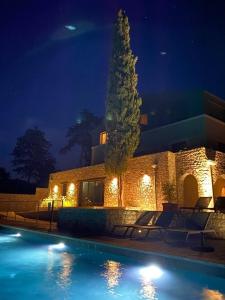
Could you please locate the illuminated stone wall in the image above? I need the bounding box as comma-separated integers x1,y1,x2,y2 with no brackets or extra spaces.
48,147,225,210
48,151,176,210
48,165,106,208
176,147,225,207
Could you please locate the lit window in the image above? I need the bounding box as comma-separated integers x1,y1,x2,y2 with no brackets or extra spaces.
100,131,107,144
140,114,148,125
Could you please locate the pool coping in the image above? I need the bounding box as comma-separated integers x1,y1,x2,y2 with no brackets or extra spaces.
1,224,225,275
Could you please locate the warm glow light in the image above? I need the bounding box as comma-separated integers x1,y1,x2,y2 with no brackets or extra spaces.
53,185,59,194
140,274,157,300
202,288,224,300
48,242,66,251
68,183,75,195
207,159,216,166
139,265,163,280
112,177,118,187
59,252,74,287
100,131,107,145
142,174,151,185
110,178,118,195
140,175,152,210
102,260,122,293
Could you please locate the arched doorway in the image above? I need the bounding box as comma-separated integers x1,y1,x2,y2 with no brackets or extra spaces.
183,175,198,207
214,176,225,198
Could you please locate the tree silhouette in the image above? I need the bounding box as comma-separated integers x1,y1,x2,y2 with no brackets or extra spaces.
61,110,102,166
12,127,55,185
0,167,10,182
105,10,142,206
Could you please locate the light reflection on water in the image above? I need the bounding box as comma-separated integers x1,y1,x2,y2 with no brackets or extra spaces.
58,252,74,288
139,274,157,300
201,288,225,300
101,260,122,294
46,249,74,289
1,229,222,300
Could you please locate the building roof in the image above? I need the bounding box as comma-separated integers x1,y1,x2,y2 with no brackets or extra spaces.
141,90,225,130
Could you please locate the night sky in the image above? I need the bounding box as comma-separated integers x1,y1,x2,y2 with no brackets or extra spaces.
0,0,225,173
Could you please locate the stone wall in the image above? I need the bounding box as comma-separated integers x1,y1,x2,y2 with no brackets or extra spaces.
58,207,156,235
176,148,225,207
0,188,48,212
48,151,175,210
48,147,225,210
58,208,225,239
207,212,225,239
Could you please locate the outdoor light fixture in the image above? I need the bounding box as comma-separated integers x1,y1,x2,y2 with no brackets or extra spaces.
207,159,216,167
142,174,151,185
151,164,157,169
53,185,59,194
68,183,75,195
139,265,163,280
48,242,66,251
10,233,21,237
111,178,118,193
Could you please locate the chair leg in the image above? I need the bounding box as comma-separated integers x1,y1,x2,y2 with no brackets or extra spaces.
185,233,189,243
200,232,205,247
129,227,135,238
111,226,115,235
123,227,130,238
144,228,150,238
111,225,118,235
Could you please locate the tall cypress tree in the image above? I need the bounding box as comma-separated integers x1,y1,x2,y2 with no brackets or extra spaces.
105,10,142,206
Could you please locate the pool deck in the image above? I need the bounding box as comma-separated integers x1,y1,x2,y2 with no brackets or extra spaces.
0,218,225,266
88,236,225,266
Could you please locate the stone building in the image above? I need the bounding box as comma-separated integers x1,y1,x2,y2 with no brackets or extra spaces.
46,92,225,210
47,147,225,210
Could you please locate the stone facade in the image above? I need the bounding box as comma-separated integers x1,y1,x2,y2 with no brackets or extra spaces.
176,147,225,207
58,208,225,239
48,147,225,210
0,188,48,212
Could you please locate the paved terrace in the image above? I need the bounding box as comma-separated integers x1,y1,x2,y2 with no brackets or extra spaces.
0,218,225,266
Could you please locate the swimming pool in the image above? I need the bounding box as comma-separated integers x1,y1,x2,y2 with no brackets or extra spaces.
0,226,224,300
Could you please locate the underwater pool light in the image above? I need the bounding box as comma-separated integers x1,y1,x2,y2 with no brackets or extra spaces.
10,233,21,237
139,265,163,280
48,242,66,251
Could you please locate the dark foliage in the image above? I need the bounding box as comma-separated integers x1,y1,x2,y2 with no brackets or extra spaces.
11,127,55,185
105,10,142,176
61,109,102,166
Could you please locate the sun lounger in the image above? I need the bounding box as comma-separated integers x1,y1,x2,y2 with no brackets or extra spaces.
166,212,215,251
180,197,212,212
111,211,156,237
128,211,176,239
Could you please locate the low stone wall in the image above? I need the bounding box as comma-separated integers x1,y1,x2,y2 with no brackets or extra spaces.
207,212,225,239
58,208,225,239
58,208,143,235
0,188,48,212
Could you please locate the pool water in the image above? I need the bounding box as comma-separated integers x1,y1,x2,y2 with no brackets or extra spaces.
0,228,224,300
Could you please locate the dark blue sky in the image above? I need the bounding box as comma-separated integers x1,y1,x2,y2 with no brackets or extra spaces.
0,0,225,172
